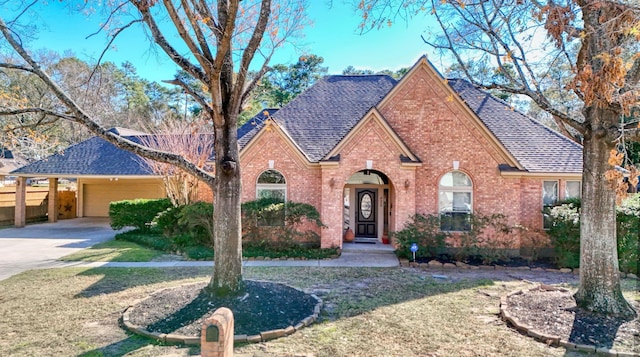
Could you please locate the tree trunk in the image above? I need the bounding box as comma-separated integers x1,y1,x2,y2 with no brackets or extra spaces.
574,108,636,318
208,118,243,295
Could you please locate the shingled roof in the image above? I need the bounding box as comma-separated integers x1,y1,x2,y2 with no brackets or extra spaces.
447,79,583,173
266,75,397,162
12,136,154,176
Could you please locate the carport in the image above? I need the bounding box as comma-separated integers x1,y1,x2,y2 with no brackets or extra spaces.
10,128,166,227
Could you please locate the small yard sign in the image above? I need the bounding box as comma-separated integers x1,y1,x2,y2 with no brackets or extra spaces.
410,243,418,261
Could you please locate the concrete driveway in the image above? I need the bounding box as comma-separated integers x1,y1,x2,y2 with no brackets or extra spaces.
0,218,118,281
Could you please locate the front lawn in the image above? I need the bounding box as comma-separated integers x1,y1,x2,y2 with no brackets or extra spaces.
1,266,635,356
59,240,166,262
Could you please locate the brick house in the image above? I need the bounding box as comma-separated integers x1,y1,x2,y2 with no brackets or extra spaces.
12,57,582,250
237,56,582,249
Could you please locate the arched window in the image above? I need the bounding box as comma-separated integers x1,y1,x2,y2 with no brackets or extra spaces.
256,170,286,201
439,171,472,231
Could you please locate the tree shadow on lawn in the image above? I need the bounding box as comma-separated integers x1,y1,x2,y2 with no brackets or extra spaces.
73,267,211,298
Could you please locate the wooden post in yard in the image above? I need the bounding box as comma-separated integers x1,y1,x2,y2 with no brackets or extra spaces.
201,307,234,357
48,178,58,223
14,176,26,227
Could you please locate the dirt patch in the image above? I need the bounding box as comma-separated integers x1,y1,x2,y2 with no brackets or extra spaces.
506,288,640,353
127,280,319,337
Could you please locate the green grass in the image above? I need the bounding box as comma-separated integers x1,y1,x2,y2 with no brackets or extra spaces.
59,240,165,262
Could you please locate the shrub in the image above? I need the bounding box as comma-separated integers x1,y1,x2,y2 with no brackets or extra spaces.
241,198,324,250
545,200,581,268
115,229,176,252
109,198,172,231
151,206,182,236
177,201,214,247
393,213,518,263
545,196,639,274
617,195,640,275
393,214,447,259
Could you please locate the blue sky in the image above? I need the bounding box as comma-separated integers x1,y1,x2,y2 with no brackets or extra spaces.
10,1,439,83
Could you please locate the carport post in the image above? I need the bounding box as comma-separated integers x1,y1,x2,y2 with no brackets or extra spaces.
15,176,26,227
48,178,58,223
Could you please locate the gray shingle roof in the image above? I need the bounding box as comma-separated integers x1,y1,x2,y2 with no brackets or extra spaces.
448,79,583,173
12,136,154,176
270,75,397,161
238,108,278,149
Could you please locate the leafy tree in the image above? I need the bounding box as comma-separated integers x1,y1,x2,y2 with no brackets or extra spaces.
0,0,308,295
254,54,328,107
358,0,640,317
342,65,408,79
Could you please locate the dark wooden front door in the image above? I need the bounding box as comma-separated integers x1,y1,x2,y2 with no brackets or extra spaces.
355,189,377,237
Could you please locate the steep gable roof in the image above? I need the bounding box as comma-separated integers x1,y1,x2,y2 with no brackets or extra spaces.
448,79,583,173
268,75,397,162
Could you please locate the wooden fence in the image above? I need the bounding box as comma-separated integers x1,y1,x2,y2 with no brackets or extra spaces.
0,186,77,226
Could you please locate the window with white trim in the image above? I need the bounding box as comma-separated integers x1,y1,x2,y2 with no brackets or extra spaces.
256,170,286,201
439,171,472,231
543,180,559,229
565,180,581,199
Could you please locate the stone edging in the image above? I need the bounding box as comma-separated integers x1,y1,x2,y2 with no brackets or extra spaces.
121,280,323,346
499,285,640,357
398,258,640,280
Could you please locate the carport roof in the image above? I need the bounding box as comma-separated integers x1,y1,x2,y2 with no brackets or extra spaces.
12,135,155,177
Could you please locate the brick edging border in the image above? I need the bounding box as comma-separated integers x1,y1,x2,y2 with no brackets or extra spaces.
499,285,640,357
121,280,323,346
398,258,640,280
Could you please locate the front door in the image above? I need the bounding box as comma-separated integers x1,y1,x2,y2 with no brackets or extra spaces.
355,189,377,237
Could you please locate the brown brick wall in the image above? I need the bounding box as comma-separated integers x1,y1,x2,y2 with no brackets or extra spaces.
238,65,574,250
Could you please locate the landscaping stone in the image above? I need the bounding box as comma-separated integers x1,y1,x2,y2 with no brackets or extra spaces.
595,347,618,355
428,260,442,267
165,334,187,344
234,335,248,343
559,268,572,273
246,335,262,343
260,329,286,341
574,343,595,353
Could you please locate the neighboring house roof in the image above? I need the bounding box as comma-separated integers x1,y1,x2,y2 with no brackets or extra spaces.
12,136,154,177
447,79,583,173
0,148,28,176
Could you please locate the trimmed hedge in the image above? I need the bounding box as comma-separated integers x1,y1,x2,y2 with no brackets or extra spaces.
109,198,172,231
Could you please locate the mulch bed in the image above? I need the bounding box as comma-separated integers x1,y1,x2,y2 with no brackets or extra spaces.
127,280,318,337
506,288,640,353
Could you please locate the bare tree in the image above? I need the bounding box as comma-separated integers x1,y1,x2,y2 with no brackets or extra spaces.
357,0,639,317
139,119,214,207
0,0,309,295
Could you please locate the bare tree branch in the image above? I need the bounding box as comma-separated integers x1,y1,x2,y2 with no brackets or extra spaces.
0,16,215,186
0,108,76,121
163,78,214,116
